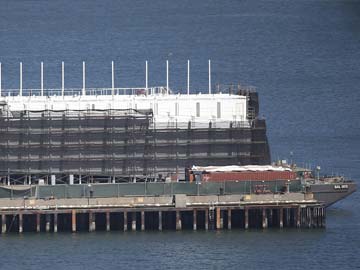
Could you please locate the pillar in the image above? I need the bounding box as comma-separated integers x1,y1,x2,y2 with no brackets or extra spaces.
106,212,110,231
19,213,23,233
158,211,162,231
132,212,136,231
1,214,6,233
46,214,50,232
279,208,283,228
54,213,58,233
227,208,232,230
123,212,128,232
307,207,312,228
216,207,221,230
220,208,224,229
205,209,209,230
176,211,181,230
244,208,249,230
193,209,197,231
72,210,76,232
36,213,41,232
141,211,145,231
262,208,268,229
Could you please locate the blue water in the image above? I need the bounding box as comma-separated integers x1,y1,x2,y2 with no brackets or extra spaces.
0,0,359,269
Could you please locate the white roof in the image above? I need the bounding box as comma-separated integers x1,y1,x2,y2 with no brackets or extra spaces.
191,165,292,172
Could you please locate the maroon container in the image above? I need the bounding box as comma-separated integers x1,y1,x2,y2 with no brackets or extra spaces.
201,171,296,182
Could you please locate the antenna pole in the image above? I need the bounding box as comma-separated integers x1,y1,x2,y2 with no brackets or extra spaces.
145,60,148,95
82,61,86,96
111,61,115,96
166,60,169,94
62,61,65,97
187,60,190,95
20,62,23,96
41,62,44,96
208,59,211,94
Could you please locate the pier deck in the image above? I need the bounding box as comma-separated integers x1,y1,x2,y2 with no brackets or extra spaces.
0,193,325,233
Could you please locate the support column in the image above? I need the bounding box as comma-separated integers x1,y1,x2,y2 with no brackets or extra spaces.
36,213,41,232
227,208,232,230
91,213,96,232
1,214,6,233
279,208,283,228
106,212,110,232
72,210,76,232
176,211,181,230
123,212,128,232
262,208,268,229
141,211,145,231
158,211,162,231
244,208,249,230
216,207,221,230
132,212,136,231
193,209,197,231
19,213,23,233
54,213,58,233
296,207,301,228
46,214,50,232
205,209,209,230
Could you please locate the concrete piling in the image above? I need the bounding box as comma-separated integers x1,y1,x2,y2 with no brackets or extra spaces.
19,213,23,233
54,213,58,233
279,208,283,228
227,208,232,230
123,212,128,231
244,208,249,230
46,214,50,232
2,214,6,233
106,212,110,231
205,209,209,230
72,210,76,232
36,213,40,232
141,211,145,231
262,208,268,229
131,212,136,231
176,211,182,230
158,211,162,231
193,209,197,231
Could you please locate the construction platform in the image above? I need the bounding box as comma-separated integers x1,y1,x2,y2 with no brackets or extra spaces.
0,192,325,233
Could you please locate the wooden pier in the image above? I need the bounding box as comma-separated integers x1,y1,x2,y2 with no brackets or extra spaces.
0,193,325,233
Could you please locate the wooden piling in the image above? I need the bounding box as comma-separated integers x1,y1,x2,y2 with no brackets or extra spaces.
106,212,110,231
244,208,249,229
1,214,6,233
279,208,283,228
176,211,181,230
227,208,232,230
193,209,197,231
71,210,76,232
158,211,162,231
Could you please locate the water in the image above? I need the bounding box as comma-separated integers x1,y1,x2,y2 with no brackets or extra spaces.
0,0,359,269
